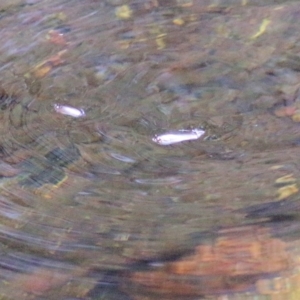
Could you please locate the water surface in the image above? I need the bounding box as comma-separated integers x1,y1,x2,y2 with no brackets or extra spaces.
0,0,300,299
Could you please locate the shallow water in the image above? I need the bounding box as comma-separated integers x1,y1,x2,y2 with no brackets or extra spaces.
1,0,300,299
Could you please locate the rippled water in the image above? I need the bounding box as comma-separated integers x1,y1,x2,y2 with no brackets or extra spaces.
1,0,300,299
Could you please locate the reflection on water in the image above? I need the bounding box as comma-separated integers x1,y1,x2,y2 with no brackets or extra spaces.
1,0,300,299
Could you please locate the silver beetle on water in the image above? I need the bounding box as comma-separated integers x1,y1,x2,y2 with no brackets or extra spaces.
152,129,205,145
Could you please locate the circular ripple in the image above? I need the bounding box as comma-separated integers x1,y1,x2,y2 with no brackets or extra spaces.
0,1,299,299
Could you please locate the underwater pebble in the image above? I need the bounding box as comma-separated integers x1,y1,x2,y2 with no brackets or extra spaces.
292,110,300,122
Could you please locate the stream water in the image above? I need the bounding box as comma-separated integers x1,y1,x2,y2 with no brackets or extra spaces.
0,0,300,299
